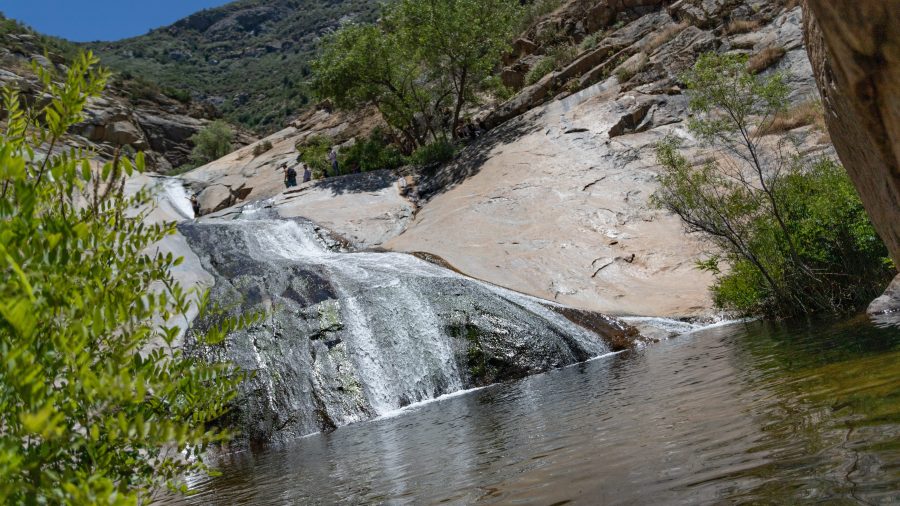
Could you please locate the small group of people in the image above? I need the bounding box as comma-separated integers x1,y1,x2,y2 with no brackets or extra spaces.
282,162,312,188
280,147,341,189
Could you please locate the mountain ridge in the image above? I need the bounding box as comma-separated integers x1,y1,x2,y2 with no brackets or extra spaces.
87,0,381,133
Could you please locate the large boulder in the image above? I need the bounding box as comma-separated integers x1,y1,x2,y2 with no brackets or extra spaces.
106,120,145,148
802,1,900,312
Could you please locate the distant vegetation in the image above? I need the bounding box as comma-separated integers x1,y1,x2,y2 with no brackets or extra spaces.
652,53,894,317
0,12,78,61
88,0,384,134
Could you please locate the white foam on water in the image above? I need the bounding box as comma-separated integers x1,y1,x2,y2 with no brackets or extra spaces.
250,219,329,259
373,385,492,421
373,349,624,422
153,176,195,221
622,316,752,336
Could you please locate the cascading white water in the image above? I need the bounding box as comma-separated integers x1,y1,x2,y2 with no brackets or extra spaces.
230,216,474,415
181,206,616,442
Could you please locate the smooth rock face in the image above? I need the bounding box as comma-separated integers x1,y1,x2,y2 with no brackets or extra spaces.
801,1,900,267
181,213,628,444
801,1,900,313
388,84,718,318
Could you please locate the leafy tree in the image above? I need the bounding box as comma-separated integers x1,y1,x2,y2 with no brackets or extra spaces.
190,120,233,166
0,52,252,504
312,25,437,151
313,0,522,149
389,0,521,137
652,53,893,316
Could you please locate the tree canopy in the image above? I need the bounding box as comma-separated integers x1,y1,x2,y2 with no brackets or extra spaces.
312,0,522,151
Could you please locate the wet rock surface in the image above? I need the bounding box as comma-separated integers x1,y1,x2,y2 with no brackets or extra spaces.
180,214,636,445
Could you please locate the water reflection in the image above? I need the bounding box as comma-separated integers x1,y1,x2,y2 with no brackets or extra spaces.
167,318,899,505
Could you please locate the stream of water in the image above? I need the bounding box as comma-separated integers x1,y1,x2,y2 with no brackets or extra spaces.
170,316,899,504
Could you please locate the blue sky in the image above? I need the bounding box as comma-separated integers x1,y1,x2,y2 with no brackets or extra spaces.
2,0,232,42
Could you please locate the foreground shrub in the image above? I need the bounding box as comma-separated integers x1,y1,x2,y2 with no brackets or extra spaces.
652,53,893,317
705,158,892,314
0,52,252,503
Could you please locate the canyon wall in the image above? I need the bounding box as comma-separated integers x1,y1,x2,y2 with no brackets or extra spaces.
801,0,900,312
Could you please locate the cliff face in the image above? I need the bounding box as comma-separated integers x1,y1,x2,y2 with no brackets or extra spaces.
801,1,900,313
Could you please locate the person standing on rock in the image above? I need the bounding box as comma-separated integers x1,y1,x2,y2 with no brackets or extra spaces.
328,148,339,176
302,163,312,183
286,164,298,188
190,193,201,217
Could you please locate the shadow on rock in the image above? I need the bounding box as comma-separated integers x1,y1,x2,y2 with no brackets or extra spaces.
294,169,397,197
416,118,543,201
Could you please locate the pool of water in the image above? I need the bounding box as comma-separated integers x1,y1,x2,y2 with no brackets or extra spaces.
172,317,900,504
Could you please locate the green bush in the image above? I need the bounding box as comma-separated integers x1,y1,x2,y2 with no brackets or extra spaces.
162,86,191,103
296,135,333,178
483,75,517,99
410,139,456,166
190,120,233,166
579,31,604,51
339,129,405,173
0,52,252,504
652,53,893,317
526,57,557,86
703,158,891,315
253,139,274,157
525,44,577,86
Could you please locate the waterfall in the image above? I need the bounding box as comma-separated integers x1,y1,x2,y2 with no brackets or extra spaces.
180,209,626,444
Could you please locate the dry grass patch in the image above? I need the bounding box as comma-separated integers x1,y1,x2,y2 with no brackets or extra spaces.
727,19,761,34
644,22,689,54
756,100,826,136
747,45,786,74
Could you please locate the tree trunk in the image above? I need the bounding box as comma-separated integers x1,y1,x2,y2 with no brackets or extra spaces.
451,66,468,139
